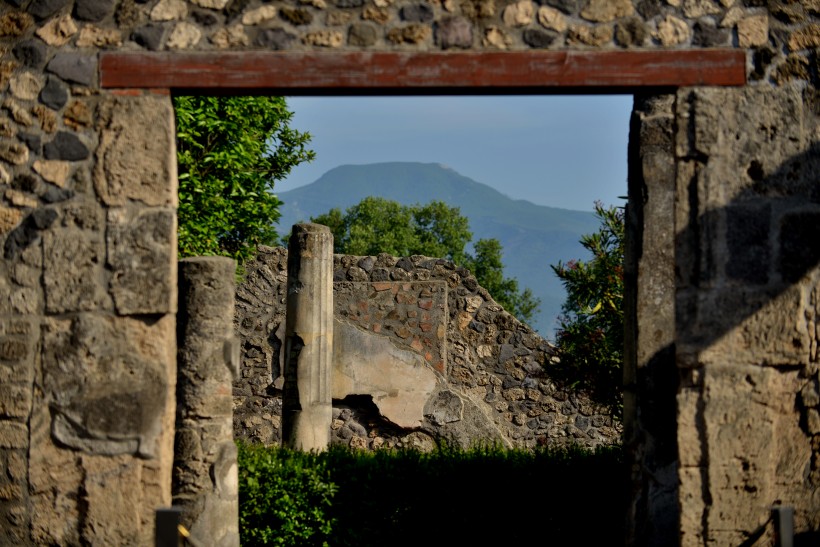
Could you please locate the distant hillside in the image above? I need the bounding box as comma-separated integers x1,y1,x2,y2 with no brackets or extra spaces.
276,162,600,339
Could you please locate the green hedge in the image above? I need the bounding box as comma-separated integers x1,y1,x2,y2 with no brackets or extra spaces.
238,441,626,546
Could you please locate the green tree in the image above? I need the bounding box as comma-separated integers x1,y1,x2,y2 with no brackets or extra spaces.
550,202,624,417
174,96,315,264
311,196,540,323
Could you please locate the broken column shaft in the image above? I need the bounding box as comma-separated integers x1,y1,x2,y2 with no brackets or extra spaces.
282,223,334,451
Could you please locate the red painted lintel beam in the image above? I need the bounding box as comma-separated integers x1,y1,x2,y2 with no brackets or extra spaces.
99,50,746,93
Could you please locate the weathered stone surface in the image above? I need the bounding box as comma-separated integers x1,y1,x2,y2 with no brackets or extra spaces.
150,0,188,21
44,131,89,161
387,24,431,44
280,6,313,25
3,97,33,127
538,5,567,31
28,0,71,20
682,0,721,18
12,39,46,69
43,228,109,312
74,0,115,22
33,159,71,187
425,390,464,425
107,207,176,314
131,24,166,50
10,71,43,100
349,23,378,46
543,0,579,14
0,207,24,236
176,256,239,547
567,23,613,46
167,21,202,48
401,3,435,22
0,384,33,418
255,28,297,49
42,313,173,457
190,0,230,8
737,14,768,47
36,14,78,46
46,53,96,86
692,19,730,46
580,0,634,22
210,24,249,48
502,0,535,26
0,422,28,449
242,5,277,25
334,321,438,428
615,17,648,46
788,23,820,51
5,189,38,209
76,25,123,47
0,11,33,36
655,14,690,45
63,100,92,130
483,26,512,48
303,30,344,46
39,76,69,110
523,28,557,47
283,224,334,451
0,141,29,165
436,16,472,48
33,104,57,133
94,95,177,207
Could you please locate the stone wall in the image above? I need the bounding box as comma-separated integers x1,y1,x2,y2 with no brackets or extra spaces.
234,245,621,452
1,0,819,544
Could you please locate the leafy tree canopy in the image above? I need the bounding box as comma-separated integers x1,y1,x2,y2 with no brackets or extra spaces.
551,202,624,417
311,196,540,323
174,96,315,264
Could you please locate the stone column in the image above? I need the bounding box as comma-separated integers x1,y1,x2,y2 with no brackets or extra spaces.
282,223,334,451
624,93,679,547
175,256,240,547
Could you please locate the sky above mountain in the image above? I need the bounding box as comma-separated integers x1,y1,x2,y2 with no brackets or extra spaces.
279,95,633,212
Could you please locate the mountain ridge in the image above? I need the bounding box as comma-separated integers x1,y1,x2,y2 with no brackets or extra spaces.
276,161,600,338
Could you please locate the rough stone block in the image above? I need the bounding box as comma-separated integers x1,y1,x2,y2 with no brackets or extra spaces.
107,207,176,314
0,422,27,448
41,313,174,458
80,454,142,546
45,52,96,86
677,86,804,204
43,228,109,313
684,285,811,367
94,95,177,207
0,384,32,419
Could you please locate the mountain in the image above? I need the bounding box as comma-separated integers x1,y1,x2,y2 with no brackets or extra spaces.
275,162,600,339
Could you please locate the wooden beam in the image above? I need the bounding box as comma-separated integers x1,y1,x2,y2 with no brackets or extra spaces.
99,50,746,93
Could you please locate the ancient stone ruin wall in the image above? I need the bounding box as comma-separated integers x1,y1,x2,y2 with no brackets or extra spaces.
234,245,621,452
1,0,819,545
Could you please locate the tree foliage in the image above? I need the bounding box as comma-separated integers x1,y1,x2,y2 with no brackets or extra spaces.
551,202,624,417
174,96,315,264
311,197,540,323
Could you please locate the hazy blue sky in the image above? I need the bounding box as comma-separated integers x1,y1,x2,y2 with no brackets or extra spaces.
279,95,633,212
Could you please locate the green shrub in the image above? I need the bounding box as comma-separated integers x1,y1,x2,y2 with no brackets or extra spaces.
237,441,626,546
237,442,337,546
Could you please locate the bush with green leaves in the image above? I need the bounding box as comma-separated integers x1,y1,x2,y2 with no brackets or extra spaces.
237,441,625,546
237,442,337,546
551,201,625,417
174,96,315,264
